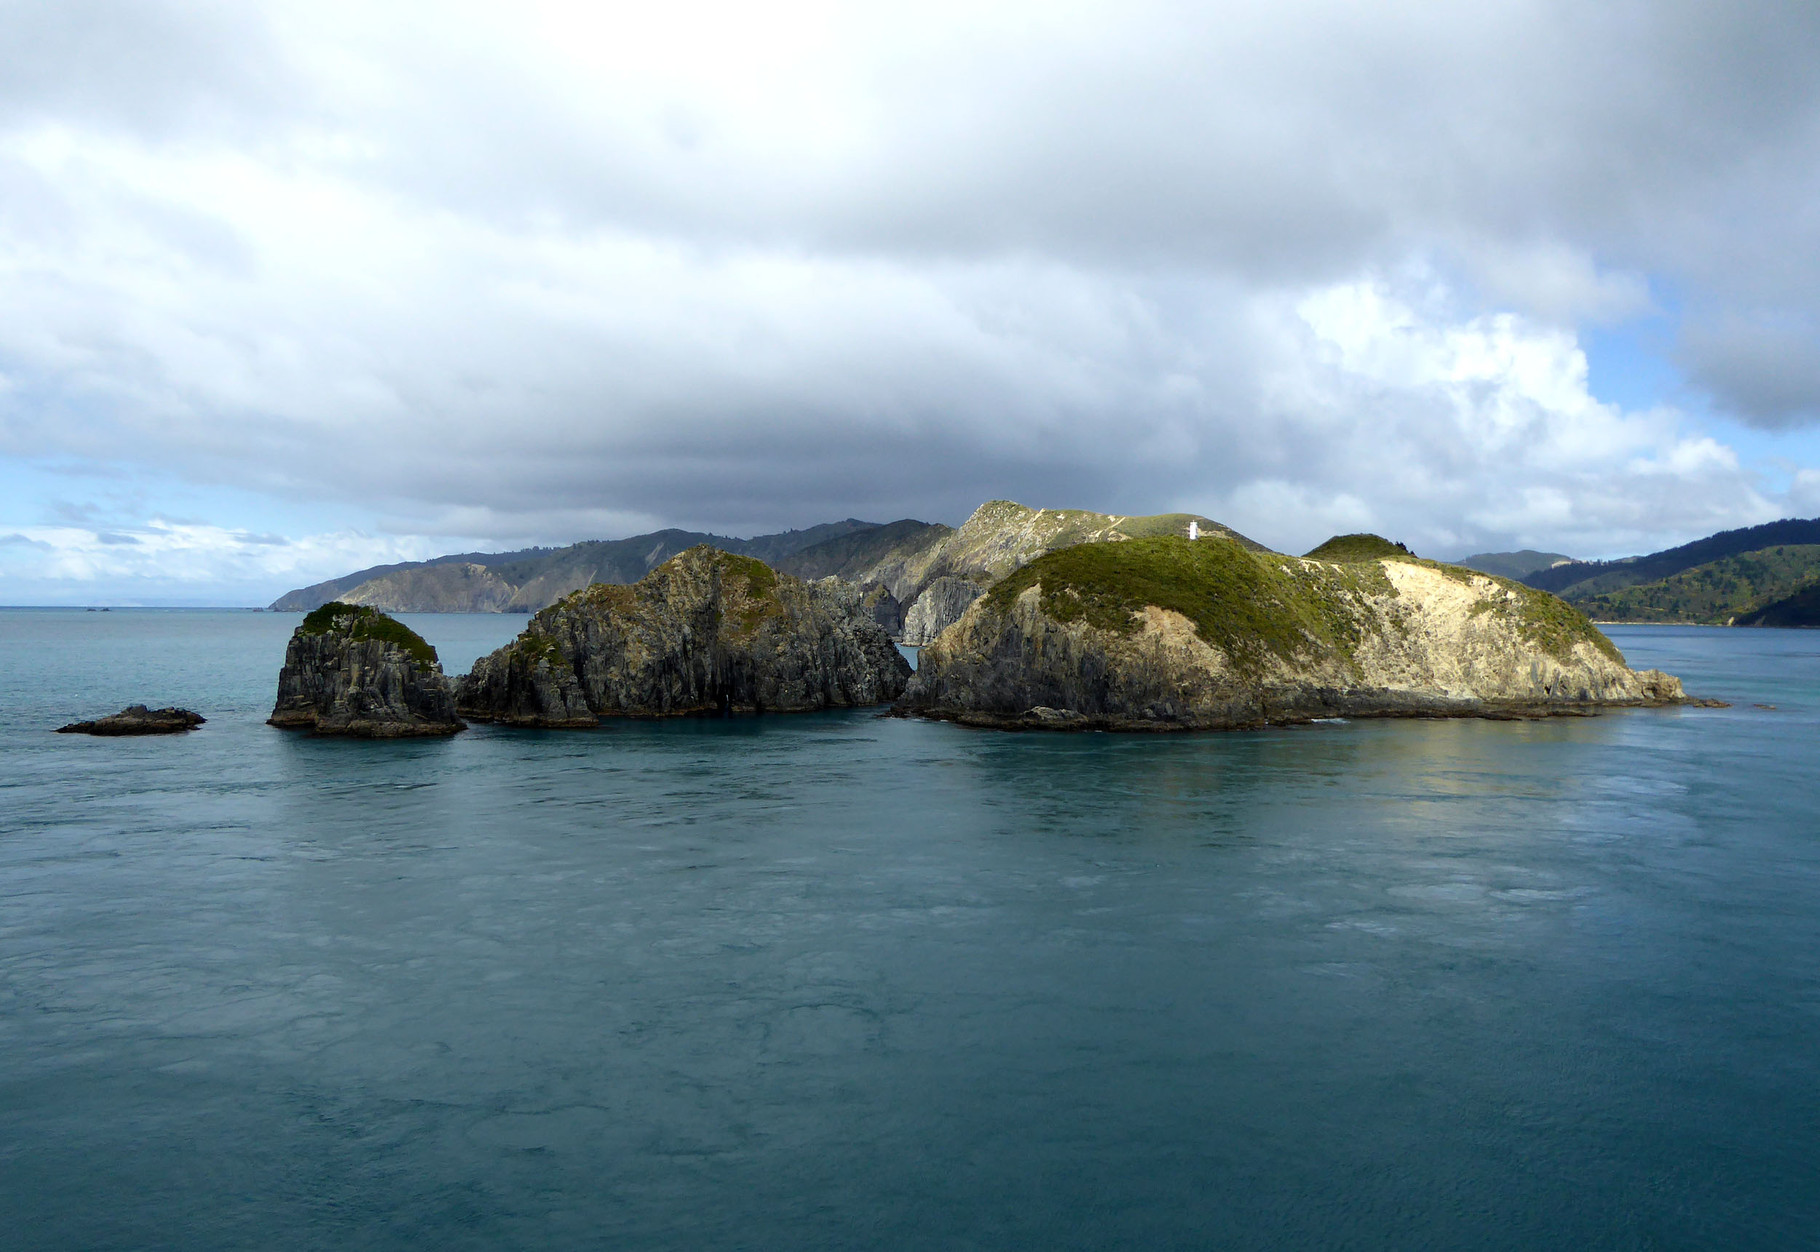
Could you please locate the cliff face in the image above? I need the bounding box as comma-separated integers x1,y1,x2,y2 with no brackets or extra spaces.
269,604,464,737
343,563,519,613
457,547,912,727
899,577,986,645
897,536,1685,731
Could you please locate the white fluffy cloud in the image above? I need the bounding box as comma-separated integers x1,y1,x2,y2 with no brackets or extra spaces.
2,0,1818,598
0,519,440,605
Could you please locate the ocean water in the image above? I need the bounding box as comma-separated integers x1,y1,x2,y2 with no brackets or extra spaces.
2,611,1817,1250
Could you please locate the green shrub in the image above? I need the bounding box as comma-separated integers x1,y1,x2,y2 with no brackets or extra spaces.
299,602,439,666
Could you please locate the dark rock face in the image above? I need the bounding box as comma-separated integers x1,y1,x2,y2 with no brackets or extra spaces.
900,577,986,645
858,582,904,637
269,603,464,737
457,546,912,727
56,705,205,735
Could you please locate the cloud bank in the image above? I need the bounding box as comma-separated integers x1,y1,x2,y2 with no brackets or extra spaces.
3,0,1818,598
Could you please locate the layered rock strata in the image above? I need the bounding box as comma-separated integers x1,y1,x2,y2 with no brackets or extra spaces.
56,706,205,735
457,547,912,727
896,535,1686,731
900,577,987,645
269,603,464,737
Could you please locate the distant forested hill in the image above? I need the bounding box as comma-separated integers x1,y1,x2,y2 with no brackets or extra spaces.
1453,549,1576,580
1525,518,1820,597
1574,545,1820,624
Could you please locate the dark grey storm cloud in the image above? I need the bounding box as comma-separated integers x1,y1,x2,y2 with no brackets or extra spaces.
2,0,1819,598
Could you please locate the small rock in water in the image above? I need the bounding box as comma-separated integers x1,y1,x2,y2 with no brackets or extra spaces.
1020,706,1089,727
56,705,205,735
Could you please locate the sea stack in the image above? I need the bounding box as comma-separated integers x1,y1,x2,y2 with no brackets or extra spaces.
269,603,464,737
457,546,912,727
896,533,1687,731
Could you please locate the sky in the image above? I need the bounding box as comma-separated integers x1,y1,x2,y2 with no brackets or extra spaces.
3,0,1820,604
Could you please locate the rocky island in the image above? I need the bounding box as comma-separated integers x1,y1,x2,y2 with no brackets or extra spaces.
896,533,1686,731
56,706,206,735
269,603,464,737
457,546,911,727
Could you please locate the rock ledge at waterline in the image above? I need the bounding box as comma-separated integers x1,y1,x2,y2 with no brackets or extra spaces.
456,546,912,727
893,535,1687,731
56,705,206,735
269,603,465,737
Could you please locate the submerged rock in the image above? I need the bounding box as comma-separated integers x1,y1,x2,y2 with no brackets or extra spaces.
56,705,205,735
896,535,1687,731
269,603,464,737
900,576,987,645
457,546,911,727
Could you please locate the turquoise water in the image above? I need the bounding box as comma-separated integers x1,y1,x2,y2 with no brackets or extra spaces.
3,611,1818,1249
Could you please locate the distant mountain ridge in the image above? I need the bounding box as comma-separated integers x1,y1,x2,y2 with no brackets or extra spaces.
269,503,1268,644
1572,545,1820,625
1454,549,1577,581
269,519,890,612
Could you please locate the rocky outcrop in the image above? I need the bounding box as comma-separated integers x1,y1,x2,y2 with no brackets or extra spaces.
56,706,205,735
269,603,464,737
457,547,912,727
900,577,986,645
858,582,904,637
896,535,1687,731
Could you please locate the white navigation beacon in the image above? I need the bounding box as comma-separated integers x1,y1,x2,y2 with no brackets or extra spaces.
1188,520,1199,541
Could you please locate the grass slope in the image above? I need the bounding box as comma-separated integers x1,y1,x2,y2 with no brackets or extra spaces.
986,536,1392,673
984,535,1617,671
1303,534,1413,562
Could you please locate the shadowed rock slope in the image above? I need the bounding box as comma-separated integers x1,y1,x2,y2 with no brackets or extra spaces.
457,547,912,727
269,603,464,737
900,576,989,645
897,534,1685,731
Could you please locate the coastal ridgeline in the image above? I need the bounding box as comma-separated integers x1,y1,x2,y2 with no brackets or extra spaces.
269,603,464,737
457,546,912,726
898,534,1683,731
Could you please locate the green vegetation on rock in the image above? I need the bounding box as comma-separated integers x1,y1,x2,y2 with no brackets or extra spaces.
985,535,1394,673
298,602,439,666
1304,534,1414,562
982,535,1618,671
1470,577,1624,663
